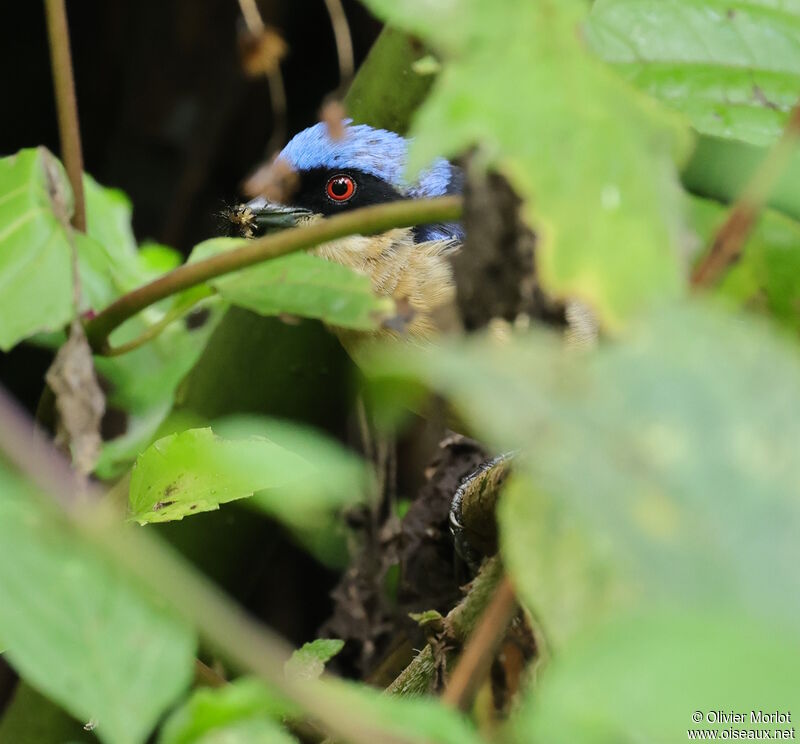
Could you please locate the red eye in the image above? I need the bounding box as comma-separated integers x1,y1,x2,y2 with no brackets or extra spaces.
326,174,356,202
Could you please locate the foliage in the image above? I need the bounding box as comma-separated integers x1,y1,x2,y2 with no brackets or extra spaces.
1,0,799,742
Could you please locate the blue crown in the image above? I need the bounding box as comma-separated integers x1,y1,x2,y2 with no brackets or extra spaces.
277,121,455,199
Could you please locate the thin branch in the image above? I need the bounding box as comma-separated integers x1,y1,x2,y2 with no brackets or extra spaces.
44,0,86,232
102,288,215,357
440,575,517,711
266,67,288,155
322,0,355,91
691,102,800,288
237,0,264,33
85,195,462,351
387,557,504,697
194,659,227,688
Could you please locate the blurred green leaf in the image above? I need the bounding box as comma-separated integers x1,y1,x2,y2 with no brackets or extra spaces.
688,195,800,332
366,303,800,639
499,476,633,649
359,0,690,328
587,0,800,147
284,639,344,681
129,423,367,526
95,297,226,415
0,462,195,744
192,719,298,744
323,680,485,744
508,610,800,744
137,241,183,277
160,678,297,744
0,682,95,744
189,238,393,330
0,148,74,350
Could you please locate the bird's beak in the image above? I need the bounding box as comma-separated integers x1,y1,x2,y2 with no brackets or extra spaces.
245,196,312,232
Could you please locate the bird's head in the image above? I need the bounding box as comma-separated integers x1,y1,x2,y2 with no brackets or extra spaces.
238,121,463,243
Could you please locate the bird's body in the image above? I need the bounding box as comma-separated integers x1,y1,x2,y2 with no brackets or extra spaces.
241,122,463,340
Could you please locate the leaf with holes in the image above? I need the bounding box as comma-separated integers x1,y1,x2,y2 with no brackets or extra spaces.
129,423,367,526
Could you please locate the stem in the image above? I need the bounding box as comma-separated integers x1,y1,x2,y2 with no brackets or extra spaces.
102,289,215,357
85,195,462,351
387,557,504,697
44,0,86,232
691,102,800,288
323,0,355,91
440,575,517,710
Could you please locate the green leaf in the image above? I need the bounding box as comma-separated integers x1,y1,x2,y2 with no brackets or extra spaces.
95,297,226,415
0,462,195,744
192,719,298,744
499,476,632,649
359,0,690,328
0,148,74,350
587,0,800,147
0,682,95,744
322,680,485,744
160,678,297,744
366,303,800,640
189,238,393,330
129,423,367,526
688,195,800,332
509,611,800,744
284,639,344,681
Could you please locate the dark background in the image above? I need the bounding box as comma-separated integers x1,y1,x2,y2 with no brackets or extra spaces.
0,0,381,411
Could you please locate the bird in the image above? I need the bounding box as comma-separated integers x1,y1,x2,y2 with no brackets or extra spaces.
230,121,464,341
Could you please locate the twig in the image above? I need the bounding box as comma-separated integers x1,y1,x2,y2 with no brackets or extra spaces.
387,557,504,697
0,384,426,744
691,103,800,287
44,0,86,232
441,575,517,711
85,195,462,351
322,0,355,91
237,0,264,33
102,288,215,357
194,659,227,688
266,67,288,155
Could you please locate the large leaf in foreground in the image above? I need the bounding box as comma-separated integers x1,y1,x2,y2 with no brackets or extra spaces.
0,463,195,744
509,611,800,744
190,238,393,330
587,0,800,147
129,423,367,525
366,303,800,637
360,0,690,328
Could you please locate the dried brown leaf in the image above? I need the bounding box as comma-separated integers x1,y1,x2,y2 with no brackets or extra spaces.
45,321,105,475
320,99,347,141
241,155,299,202
238,25,287,77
